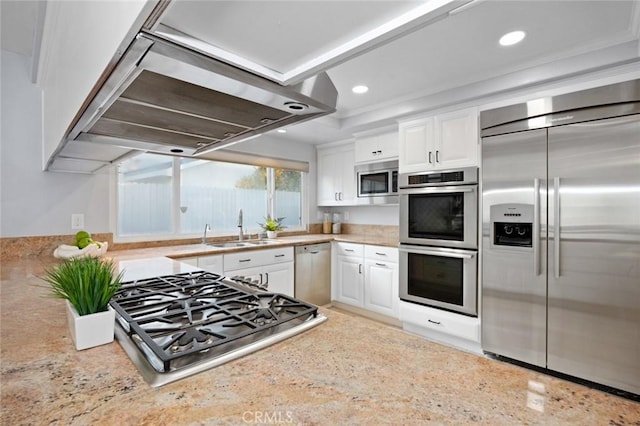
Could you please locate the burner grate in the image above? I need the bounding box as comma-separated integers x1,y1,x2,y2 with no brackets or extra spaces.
110,271,319,373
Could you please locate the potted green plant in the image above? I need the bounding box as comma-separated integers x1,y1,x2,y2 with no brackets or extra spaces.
259,216,286,239
43,256,124,350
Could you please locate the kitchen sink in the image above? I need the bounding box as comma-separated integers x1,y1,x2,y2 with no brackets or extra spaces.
207,240,276,248
207,242,253,248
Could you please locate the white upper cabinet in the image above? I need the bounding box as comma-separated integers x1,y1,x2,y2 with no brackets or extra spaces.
354,131,399,164
399,117,434,173
317,143,356,206
399,107,479,173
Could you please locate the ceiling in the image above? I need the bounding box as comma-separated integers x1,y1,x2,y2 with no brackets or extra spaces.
2,0,640,146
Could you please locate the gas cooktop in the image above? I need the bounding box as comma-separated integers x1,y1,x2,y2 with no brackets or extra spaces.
110,271,326,387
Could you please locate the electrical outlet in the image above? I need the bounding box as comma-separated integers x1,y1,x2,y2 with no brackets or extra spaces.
71,214,84,230
343,211,350,221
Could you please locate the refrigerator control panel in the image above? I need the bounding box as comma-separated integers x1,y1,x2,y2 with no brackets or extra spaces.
490,204,534,248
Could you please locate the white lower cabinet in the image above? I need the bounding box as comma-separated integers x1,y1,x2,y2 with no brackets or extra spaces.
224,247,294,297
179,257,199,267
178,254,223,275
399,300,481,354
335,253,364,306
260,262,294,296
197,255,223,275
363,260,399,318
332,242,399,319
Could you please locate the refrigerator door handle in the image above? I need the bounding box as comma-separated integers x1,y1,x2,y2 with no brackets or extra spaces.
533,178,541,276
553,176,561,279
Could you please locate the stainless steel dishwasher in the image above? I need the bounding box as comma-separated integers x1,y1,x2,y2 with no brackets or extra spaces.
294,243,331,306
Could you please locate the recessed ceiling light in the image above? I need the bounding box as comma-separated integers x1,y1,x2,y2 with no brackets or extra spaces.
352,85,369,94
499,30,526,46
500,31,527,46
277,129,287,133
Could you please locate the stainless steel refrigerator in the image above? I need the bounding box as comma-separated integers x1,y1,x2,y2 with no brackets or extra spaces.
480,79,640,395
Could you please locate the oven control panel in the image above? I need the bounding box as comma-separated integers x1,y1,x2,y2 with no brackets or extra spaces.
490,204,534,248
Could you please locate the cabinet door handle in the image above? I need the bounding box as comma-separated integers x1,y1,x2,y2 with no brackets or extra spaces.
310,251,320,254
339,192,343,201
428,151,433,164
334,192,338,201
435,150,440,163
345,249,355,252
375,262,387,267
358,264,362,274
264,272,269,284
258,273,263,284
428,319,441,325
274,254,285,258
239,259,251,263
375,252,386,256
371,150,377,155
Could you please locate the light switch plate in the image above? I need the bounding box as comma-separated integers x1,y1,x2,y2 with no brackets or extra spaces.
71,213,85,230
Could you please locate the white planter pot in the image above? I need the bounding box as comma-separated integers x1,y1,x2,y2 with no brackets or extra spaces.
266,231,278,239
65,300,115,350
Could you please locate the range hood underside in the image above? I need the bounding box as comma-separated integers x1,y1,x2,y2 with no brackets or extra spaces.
50,32,337,172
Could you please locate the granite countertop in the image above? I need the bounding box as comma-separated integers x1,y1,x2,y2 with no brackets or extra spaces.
105,233,399,261
2,256,639,425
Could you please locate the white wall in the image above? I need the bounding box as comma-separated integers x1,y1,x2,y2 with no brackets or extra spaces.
322,205,399,226
1,51,110,238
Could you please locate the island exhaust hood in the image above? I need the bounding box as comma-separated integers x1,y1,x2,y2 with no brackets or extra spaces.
63,32,338,158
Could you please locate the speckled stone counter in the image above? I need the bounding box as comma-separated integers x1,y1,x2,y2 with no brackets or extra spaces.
86,234,399,261
2,257,639,425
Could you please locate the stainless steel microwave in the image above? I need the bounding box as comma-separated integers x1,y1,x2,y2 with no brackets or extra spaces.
355,160,398,204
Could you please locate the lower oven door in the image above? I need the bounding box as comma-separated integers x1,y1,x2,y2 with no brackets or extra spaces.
399,244,478,316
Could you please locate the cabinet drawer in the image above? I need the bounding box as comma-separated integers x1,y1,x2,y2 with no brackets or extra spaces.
179,257,199,267
334,242,364,257
399,301,479,342
364,245,398,262
198,254,223,275
224,247,293,271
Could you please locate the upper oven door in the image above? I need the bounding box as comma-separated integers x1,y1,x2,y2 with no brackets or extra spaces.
400,185,478,249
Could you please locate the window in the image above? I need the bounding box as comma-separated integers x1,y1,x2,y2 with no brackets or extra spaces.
117,154,173,237
116,153,306,239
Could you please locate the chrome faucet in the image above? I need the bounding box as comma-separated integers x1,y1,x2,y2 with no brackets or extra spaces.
202,224,211,244
237,209,244,241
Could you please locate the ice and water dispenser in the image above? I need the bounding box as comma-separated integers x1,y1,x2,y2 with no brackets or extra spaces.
490,204,534,248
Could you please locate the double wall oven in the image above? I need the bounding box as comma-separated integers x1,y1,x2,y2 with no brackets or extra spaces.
399,167,479,316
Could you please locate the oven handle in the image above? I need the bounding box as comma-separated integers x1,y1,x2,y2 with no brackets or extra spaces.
400,246,476,259
399,185,476,194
